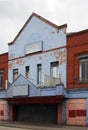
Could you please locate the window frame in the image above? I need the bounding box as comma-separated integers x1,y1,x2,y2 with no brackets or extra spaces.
25,66,30,79
50,61,59,78
13,69,18,81
37,64,42,85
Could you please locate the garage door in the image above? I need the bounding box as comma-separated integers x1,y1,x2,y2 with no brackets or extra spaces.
66,99,86,126
16,104,58,124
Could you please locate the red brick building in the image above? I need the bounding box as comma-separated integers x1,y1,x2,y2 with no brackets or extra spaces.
66,29,88,126
67,29,88,89
0,53,8,89
0,52,8,120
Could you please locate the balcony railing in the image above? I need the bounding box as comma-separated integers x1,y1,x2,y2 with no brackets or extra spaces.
42,74,62,87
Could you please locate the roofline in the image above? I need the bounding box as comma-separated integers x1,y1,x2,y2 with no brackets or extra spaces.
8,12,67,45
0,52,8,56
67,28,88,37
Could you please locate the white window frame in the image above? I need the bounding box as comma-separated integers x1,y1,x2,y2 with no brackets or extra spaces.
37,64,42,85
25,66,30,79
13,69,18,81
50,61,59,78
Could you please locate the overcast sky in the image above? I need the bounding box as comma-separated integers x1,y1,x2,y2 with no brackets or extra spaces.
0,0,88,54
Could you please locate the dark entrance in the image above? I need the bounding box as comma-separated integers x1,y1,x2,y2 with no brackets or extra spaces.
16,104,58,124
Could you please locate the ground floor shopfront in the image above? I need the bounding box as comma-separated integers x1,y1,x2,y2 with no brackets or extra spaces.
1,74,67,125
9,96,64,124
1,97,88,126
6,97,88,126
1,75,88,126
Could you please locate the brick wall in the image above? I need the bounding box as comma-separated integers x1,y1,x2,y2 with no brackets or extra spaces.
0,53,8,89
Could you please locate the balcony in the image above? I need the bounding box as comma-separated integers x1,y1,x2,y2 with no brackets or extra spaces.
43,74,61,87
0,74,67,99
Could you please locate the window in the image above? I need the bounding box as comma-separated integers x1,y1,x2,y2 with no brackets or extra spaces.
0,71,3,89
69,109,86,118
37,64,42,85
79,58,88,81
25,66,30,79
50,61,58,78
1,110,4,116
13,69,18,81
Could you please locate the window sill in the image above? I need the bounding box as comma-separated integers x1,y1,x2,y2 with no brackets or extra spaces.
78,80,88,84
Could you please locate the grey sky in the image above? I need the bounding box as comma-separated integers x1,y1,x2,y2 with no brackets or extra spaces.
0,0,88,54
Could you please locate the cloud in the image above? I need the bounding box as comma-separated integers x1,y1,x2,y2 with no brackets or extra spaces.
0,0,88,54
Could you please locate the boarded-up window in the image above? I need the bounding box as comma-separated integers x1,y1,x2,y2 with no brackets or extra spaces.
69,109,86,118
69,110,76,118
77,110,86,116
1,110,4,116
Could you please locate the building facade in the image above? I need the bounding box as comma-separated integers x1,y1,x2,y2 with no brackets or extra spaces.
0,12,88,126
6,13,67,124
67,29,88,126
0,52,8,120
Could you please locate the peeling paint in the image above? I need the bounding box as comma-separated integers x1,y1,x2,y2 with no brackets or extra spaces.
8,59,25,70
59,56,66,65
58,73,62,82
8,62,14,70
8,16,66,86
9,54,15,59
16,59,25,66
54,49,66,65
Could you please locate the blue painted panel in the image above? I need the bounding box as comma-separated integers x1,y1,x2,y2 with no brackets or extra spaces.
62,99,66,124
40,85,67,97
40,87,56,96
68,89,88,99
0,91,6,98
6,101,10,120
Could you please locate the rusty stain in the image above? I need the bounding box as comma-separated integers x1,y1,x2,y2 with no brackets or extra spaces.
8,63,14,70
8,59,25,69
16,59,24,66
58,73,62,82
59,56,66,65
54,49,66,65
